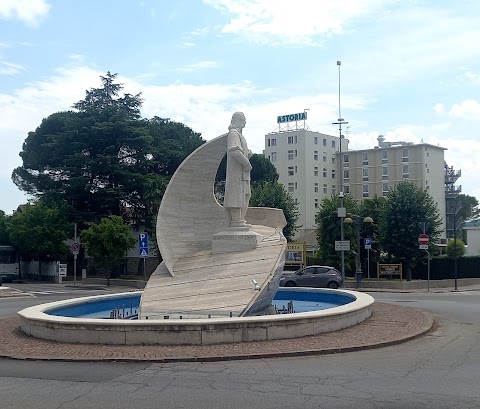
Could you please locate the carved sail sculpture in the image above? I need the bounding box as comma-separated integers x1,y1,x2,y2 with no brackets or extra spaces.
139,115,287,319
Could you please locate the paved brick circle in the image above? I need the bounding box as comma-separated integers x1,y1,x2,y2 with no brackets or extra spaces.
0,303,434,362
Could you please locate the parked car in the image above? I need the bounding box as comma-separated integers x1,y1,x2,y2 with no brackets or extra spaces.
279,265,343,289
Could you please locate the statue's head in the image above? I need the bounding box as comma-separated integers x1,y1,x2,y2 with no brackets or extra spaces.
229,112,246,130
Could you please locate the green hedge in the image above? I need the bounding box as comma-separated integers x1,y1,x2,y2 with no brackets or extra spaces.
412,256,480,280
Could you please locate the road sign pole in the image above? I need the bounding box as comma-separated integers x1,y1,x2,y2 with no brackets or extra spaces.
367,248,370,281
143,258,147,282
425,249,431,292
74,223,77,286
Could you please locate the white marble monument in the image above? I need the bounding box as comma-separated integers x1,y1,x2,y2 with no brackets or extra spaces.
139,112,287,319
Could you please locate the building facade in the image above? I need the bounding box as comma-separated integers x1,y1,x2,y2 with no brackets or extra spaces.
340,136,447,239
264,127,347,245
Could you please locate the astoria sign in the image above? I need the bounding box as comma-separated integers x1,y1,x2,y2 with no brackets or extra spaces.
277,112,307,124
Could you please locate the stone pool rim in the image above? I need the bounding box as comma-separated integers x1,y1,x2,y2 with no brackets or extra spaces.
18,288,374,345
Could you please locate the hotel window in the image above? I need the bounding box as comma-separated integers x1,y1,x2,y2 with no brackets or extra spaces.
323,168,327,177
271,152,277,162
382,150,388,163
323,138,327,146
288,150,294,160
314,150,318,160
362,152,368,165
383,182,389,194
362,168,368,181
295,166,297,173
362,184,369,198
344,185,350,194
314,166,318,176
323,184,328,194
288,166,294,176
382,166,388,179
314,182,318,193
403,164,409,178
343,154,349,165
267,139,270,147
295,150,298,157
402,147,408,161
332,156,336,164
323,152,327,162
314,136,318,145
288,135,294,144
332,169,336,179
332,140,336,148
315,198,319,209
332,185,336,194
288,182,294,192
271,138,276,146
343,169,349,180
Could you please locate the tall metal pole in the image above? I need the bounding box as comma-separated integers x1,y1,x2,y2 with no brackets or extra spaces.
355,217,362,288
73,223,77,286
333,61,348,286
453,202,458,290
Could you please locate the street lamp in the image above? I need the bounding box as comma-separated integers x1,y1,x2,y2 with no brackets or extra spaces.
332,60,348,285
344,216,374,289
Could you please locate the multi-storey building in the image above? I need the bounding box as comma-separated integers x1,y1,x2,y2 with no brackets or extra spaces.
340,135,447,239
264,123,347,245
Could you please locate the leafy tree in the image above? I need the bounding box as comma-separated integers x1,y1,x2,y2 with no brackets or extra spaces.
446,238,465,258
81,216,136,286
359,196,386,272
12,73,204,236
315,194,359,272
6,201,71,277
250,181,299,241
380,181,442,280
457,194,480,221
250,154,278,186
0,210,12,245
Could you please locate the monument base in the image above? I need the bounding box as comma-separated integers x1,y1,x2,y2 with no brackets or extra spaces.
212,229,262,254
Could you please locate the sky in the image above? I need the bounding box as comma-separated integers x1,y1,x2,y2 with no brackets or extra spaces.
1,0,480,214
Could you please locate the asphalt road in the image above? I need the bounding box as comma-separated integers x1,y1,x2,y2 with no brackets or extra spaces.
1,287,479,409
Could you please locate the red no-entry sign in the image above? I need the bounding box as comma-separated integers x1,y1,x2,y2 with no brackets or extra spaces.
418,234,429,245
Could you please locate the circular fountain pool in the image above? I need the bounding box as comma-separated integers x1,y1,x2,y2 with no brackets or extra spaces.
18,288,374,345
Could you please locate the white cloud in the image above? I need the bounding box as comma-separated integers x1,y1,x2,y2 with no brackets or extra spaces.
177,60,220,72
458,71,480,86
449,99,480,120
434,103,445,114
0,0,50,26
205,0,390,45
0,61,24,75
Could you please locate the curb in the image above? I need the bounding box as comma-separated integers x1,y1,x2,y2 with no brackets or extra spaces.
0,304,435,363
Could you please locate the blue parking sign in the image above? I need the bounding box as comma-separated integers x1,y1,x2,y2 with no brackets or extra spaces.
138,233,149,258
364,238,372,250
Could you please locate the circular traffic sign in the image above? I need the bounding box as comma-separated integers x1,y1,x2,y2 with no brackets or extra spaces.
418,234,429,245
71,242,80,254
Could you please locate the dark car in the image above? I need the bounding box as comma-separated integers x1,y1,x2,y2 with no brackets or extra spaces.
279,265,343,289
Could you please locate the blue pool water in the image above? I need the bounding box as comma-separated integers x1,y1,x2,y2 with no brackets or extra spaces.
46,290,355,318
273,290,354,313
47,294,141,319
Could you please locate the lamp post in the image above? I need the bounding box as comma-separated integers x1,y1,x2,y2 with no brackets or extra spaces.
332,60,348,285
344,216,373,289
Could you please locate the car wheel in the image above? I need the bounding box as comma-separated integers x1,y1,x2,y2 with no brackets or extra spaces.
327,281,339,289
285,281,296,287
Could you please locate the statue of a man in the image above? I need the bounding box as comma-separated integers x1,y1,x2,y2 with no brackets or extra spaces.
224,112,252,228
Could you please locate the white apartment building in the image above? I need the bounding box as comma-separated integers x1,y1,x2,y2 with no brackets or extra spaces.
339,135,447,239
264,124,347,245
